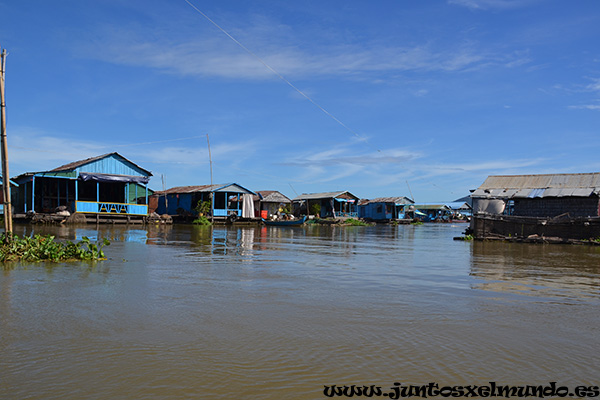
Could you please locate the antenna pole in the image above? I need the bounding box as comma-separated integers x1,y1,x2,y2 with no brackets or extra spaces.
406,180,414,203
162,174,168,211
0,46,12,234
206,134,213,223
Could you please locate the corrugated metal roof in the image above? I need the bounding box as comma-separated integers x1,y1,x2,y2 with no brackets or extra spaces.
413,204,451,210
444,201,472,210
472,173,600,198
13,152,153,182
256,190,291,203
50,152,152,176
292,191,359,201
156,184,217,194
156,183,255,195
360,196,414,205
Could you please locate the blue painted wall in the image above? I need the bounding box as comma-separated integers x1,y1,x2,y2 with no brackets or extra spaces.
76,154,148,177
155,193,193,215
359,203,392,220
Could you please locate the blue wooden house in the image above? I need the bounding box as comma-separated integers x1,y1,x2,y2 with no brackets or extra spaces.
358,196,414,221
292,191,359,218
154,183,256,220
410,203,453,222
12,152,152,217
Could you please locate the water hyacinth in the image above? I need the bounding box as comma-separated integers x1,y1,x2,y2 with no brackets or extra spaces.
0,233,110,262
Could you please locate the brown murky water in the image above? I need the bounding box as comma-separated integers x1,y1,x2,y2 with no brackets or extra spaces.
1,223,599,399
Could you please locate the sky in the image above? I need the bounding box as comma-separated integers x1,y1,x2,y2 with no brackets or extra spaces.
1,0,599,203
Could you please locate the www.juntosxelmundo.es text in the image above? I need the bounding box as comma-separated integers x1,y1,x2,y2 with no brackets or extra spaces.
323,382,599,398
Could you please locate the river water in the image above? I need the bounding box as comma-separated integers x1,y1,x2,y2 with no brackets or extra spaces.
1,223,599,399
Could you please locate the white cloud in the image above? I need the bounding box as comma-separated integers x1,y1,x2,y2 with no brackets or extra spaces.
568,104,600,111
585,78,600,92
71,18,527,81
8,128,107,174
424,159,545,174
283,147,421,167
448,0,538,10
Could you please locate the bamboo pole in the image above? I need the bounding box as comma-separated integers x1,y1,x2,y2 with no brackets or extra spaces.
0,46,12,233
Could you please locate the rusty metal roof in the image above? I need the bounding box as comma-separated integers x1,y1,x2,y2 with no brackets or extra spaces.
256,190,291,203
472,173,600,198
292,191,359,201
156,183,255,195
359,196,414,205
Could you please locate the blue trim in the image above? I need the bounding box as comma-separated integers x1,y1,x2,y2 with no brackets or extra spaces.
212,183,256,196
32,176,35,213
33,173,77,179
75,201,148,215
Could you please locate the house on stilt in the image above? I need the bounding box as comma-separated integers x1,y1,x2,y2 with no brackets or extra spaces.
358,196,414,221
153,183,256,222
12,152,152,223
292,191,360,219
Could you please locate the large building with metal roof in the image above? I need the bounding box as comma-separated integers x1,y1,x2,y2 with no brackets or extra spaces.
471,172,600,218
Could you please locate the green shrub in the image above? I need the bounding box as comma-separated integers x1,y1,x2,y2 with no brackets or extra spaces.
192,216,212,225
309,203,321,216
344,218,371,226
194,200,212,216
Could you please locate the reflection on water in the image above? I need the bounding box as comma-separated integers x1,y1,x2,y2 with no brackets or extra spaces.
1,223,599,400
470,240,600,301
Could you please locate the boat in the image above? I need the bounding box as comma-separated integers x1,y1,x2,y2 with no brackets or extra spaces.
262,216,307,226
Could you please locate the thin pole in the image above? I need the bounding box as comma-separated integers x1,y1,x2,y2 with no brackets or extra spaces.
0,47,12,233
161,174,168,212
406,180,414,203
206,134,213,223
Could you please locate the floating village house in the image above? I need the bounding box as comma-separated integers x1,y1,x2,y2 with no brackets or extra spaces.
471,173,600,217
253,190,292,219
407,202,472,221
292,191,359,218
445,201,473,218
410,203,453,222
358,196,414,221
470,172,600,239
154,183,256,221
12,153,152,220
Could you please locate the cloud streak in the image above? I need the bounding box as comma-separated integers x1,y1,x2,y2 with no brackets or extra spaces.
448,0,539,10
72,18,528,81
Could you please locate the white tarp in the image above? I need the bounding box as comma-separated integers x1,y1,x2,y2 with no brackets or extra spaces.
472,198,506,214
242,194,254,218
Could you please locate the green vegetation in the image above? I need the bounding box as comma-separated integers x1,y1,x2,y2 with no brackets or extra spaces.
0,233,110,263
194,200,212,216
309,203,321,216
453,234,474,241
192,216,212,225
344,218,371,226
411,220,424,225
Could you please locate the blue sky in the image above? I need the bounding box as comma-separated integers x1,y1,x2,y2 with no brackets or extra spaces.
1,0,599,202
